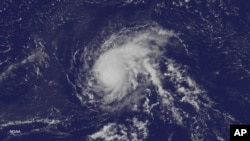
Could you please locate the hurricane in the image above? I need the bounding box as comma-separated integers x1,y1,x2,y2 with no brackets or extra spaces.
64,24,234,140
1,1,248,140
92,26,174,105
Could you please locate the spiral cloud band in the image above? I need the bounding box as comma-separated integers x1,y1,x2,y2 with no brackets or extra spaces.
93,27,175,104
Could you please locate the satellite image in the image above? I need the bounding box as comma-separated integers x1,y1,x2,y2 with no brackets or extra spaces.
0,0,250,141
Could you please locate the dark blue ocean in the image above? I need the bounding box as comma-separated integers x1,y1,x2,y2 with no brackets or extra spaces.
1,0,250,141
